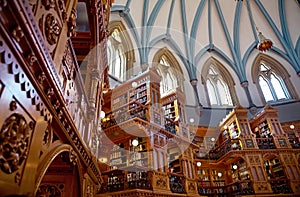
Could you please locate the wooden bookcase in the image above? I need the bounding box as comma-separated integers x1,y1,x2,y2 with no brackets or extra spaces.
161,88,187,136
110,143,127,170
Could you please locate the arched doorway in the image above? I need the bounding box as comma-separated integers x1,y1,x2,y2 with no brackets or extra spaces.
35,150,82,197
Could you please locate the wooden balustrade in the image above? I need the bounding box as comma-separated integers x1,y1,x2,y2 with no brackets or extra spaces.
256,137,276,149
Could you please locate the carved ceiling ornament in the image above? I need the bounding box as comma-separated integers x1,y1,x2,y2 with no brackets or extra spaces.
45,13,61,45
0,113,34,174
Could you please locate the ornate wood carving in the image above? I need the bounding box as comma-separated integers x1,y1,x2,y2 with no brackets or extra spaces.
45,13,61,45
36,184,64,197
0,113,34,174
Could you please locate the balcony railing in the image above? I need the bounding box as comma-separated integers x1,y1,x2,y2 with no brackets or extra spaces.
165,118,177,135
269,179,293,194
169,173,186,194
256,137,276,149
101,101,148,129
209,139,242,160
198,180,254,196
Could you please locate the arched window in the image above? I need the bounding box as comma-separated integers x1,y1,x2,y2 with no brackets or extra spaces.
258,63,289,102
153,49,184,95
202,58,237,107
252,55,298,103
107,21,135,84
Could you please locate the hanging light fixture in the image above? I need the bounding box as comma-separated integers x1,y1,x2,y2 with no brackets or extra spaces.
256,28,273,52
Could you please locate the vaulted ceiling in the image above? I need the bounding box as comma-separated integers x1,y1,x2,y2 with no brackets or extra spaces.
110,0,300,83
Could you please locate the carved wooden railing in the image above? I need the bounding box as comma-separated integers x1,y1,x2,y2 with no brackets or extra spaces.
165,118,177,135
256,137,276,149
269,179,293,194
209,139,242,160
198,180,254,196
168,173,186,194
100,169,152,193
101,101,149,129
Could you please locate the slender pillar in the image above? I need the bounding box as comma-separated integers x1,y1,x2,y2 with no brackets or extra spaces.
190,79,203,116
241,81,257,115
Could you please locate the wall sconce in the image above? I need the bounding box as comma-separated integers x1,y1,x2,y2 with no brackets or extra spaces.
217,172,222,177
197,161,202,167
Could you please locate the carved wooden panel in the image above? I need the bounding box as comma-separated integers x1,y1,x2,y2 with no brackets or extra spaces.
36,183,64,197
30,0,67,56
0,96,35,185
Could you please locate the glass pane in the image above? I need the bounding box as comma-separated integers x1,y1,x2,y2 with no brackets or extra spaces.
260,63,270,71
259,76,274,102
207,79,218,105
112,29,121,43
217,80,228,105
217,79,233,105
208,67,217,75
270,74,287,100
166,73,173,91
115,50,121,78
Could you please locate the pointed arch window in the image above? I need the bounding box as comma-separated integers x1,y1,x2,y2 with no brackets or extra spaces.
107,29,126,81
252,55,298,104
154,53,184,95
107,21,135,86
258,63,289,102
205,67,233,106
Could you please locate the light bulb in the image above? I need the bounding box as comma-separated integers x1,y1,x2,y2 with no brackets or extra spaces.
233,164,238,170
132,139,139,147
100,111,105,119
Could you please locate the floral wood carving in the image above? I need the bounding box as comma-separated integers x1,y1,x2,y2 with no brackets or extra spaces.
45,14,61,45
156,176,167,189
0,113,34,174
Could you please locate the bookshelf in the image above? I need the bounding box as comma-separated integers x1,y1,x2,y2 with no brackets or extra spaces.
161,89,187,136
253,120,272,138
109,144,127,170
232,160,250,182
264,158,285,179
129,138,149,167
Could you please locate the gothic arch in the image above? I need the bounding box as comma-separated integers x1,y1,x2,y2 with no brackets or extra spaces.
108,21,135,81
152,47,185,95
252,54,298,103
35,144,84,196
201,57,238,106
